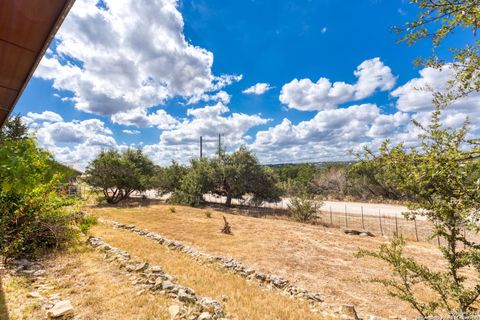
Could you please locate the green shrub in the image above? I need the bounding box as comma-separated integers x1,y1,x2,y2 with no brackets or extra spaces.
205,211,212,218
287,196,321,223
0,136,81,261
77,214,98,235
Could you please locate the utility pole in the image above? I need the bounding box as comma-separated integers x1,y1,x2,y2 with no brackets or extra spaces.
199,136,203,158
218,133,221,157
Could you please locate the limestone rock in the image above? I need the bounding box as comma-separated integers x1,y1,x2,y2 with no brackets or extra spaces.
27,291,42,298
168,305,180,318
162,280,175,291
198,312,212,320
47,300,74,318
135,262,149,272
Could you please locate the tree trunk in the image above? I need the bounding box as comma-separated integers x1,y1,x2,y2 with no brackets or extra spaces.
226,193,232,207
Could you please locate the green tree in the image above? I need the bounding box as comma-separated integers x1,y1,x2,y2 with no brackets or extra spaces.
153,161,189,195
85,148,155,203
0,114,29,142
395,0,480,105
121,148,156,197
211,146,282,206
169,158,215,206
357,108,480,316
274,164,317,196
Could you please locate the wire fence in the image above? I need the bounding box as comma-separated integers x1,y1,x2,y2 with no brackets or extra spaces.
204,194,477,245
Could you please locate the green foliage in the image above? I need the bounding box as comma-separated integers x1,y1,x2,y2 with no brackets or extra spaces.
210,146,282,206
0,136,80,260
169,158,215,206
287,194,321,223
153,161,188,195
0,115,28,143
85,148,156,204
205,211,212,218
394,0,480,105
166,147,282,207
348,154,404,200
357,108,480,316
273,164,318,196
77,215,97,235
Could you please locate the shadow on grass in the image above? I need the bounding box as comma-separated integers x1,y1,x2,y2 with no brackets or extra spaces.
0,275,9,320
90,197,166,209
204,202,290,219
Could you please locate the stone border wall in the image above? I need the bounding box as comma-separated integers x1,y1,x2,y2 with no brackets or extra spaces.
88,236,225,320
98,218,387,320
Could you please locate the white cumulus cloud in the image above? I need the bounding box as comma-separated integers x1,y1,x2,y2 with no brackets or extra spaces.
279,58,396,111
24,111,64,123
243,83,273,95
35,0,241,122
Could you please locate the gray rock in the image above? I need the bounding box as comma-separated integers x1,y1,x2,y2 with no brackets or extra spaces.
198,312,213,320
177,289,196,303
168,305,181,318
47,300,74,318
135,262,149,272
150,266,163,273
269,275,289,288
10,258,33,267
161,280,175,291
254,272,267,281
27,291,42,298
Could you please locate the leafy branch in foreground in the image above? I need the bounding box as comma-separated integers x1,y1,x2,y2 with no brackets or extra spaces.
394,0,480,105
356,107,480,316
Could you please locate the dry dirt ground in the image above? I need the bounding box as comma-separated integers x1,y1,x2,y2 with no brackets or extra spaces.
89,203,449,319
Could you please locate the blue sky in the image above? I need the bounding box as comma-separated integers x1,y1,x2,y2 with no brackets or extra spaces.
15,0,479,169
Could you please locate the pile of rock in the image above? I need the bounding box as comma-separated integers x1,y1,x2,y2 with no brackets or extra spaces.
6,259,75,319
88,236,225,320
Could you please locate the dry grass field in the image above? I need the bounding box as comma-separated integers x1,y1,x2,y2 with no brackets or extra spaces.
90,224,322,320
89,203,448,318
1,247,172,320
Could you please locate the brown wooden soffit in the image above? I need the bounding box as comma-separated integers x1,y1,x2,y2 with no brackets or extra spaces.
0,0,75,128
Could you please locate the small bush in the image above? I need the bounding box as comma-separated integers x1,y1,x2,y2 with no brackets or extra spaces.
169,206,176,213
205,211,212,218
77,214,98,235
287,195,321,223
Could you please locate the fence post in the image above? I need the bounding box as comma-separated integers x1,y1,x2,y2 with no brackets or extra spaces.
379,209,383,236
414,218,419,241
395,213,399,236
361,206,365,230
329,206,333,225
344,205,348,228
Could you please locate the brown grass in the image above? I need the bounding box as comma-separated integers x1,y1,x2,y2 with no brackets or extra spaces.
89,204,450,318
90,224,323,320
1,246,172,320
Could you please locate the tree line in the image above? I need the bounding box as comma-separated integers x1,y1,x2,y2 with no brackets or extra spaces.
85,146,282,206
